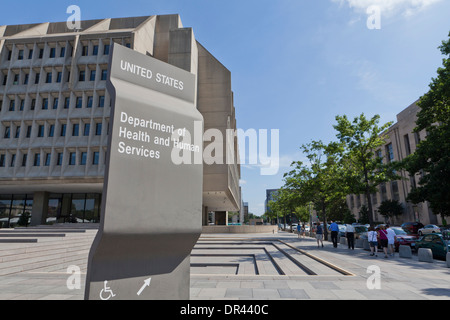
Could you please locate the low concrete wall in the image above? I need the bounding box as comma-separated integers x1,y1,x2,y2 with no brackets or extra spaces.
418,248,433,263
202,225,278,234
399,245,412,258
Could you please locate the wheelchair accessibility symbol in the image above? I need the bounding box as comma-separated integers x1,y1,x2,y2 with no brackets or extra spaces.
100,280,116,300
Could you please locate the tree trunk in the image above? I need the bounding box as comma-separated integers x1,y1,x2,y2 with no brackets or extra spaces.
363,161,374,226
322,202,328,241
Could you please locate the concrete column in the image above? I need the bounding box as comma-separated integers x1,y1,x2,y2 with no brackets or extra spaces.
31,191,49,226
202,205,208,226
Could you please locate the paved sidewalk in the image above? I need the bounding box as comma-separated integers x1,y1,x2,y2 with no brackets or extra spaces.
0,230,449,300
190,232,450,300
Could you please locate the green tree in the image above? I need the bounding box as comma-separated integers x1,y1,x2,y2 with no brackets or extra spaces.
333,113,398,225
269,188,299,231
378,199,404,223
283,140,348,239
401,32,450,220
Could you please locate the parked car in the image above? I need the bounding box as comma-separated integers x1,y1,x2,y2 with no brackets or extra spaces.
390,227,419,252
418,224,441,236
401,222,424,235
353,225,368,239
415,233,450,260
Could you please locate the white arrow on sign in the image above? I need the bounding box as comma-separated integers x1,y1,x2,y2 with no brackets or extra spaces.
137,277,152,296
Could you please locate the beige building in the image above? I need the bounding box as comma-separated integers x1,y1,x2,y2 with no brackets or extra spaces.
347,101,441,226
0,14,240,227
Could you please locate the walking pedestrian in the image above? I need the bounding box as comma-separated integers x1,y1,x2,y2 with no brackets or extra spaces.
297,223,301,239
386,224,397,257
378,225,389,258
368,226,378,257
315,222,324,248
330,221,339,248
301,223,306,238
345,223,355,250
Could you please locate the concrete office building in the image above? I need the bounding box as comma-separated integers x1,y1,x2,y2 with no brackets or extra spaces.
347,101,441,226
0,15,240,227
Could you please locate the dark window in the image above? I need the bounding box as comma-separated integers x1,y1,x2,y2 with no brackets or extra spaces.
10,154,16,167
56,72,62,83
48,124,55,137
26,125,32,138
2,75,7,86
75,97,82,108
9,100,15,111
83,123,90,136
385,143,394,163
18,50,24,60
79,70,85,82
19,100,25,111
4,126,10,138
45,153,51,166
101,69,107,80
82,46,88,56
92,45,98,56
37,125,45,137
46,72,52,83
42,98,48,110
90,70,96,81
64,97,70,109
14,126,20,138
93,151,99,165
28,49,33,59
95,122,102,135
60,47,66,58
23,73,29,85
80,152,87,165
60,124,66,137
98,96,105,108
33,153,40,166
72,123,79,136
69,152,76,165
0,154,5,167
104,44,110,55
52,98,58,109
22,154,27,166
35,72,40,84
56,152,63,166
38,48,44,59
87,96,93,108
30,99,36,110
49,47,56,58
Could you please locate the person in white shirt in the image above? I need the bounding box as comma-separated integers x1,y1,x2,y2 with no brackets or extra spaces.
385,224,397,257
345,224,356,250
367,226,378,257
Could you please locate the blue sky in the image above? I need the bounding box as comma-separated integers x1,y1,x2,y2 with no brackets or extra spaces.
1,0,449,217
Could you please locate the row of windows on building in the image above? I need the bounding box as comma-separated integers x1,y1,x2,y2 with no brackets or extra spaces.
2,120,105,140
0,193,102,227
349,180,401,209
0,94,107,112
3,43,115,63
0,149,103,168
1,66,108,86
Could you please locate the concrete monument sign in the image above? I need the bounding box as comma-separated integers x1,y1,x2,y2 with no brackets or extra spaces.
84,44,203,300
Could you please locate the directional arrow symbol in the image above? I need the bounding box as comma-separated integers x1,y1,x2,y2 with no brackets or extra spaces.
137,277,152,296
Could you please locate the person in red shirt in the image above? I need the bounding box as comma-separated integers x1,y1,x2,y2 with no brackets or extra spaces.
377,225,389,258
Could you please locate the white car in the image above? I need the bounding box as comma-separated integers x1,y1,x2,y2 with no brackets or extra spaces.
418,224,441,236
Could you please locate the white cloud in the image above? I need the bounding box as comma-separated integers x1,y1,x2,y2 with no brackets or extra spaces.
332,0,442,18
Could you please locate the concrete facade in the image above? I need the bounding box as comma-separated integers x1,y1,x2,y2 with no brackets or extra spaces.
0,14,240,227
347,101,440,225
